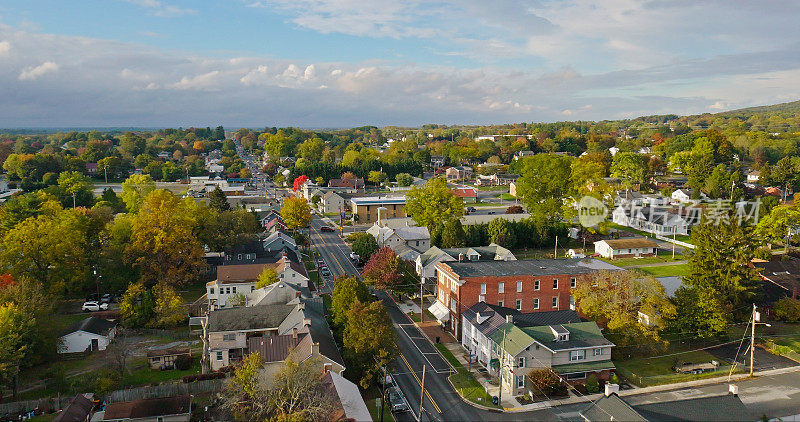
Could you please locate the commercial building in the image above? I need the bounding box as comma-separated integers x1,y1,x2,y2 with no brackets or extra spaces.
350,196,406,224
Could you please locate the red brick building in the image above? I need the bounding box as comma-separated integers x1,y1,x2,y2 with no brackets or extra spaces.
428,259,621,336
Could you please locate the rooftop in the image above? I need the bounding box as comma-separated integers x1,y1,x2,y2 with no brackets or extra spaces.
207,304,295,332
441,258,610,278
596,238,660,249
350,196,406,205
63,316,116,336
103,395,191,420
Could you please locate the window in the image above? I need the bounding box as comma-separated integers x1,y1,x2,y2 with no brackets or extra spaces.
566,372,586,380
480,283,487,294
498,282,504,293
593,348,603,356
237,254,242,260
553,279,559,289
450,297,457,312
517,357,525,368
552,297,558,308
225,287,230,294
222,334,235,341
209,288,215,295
216,351,223,361
533,298,539,309
152,357,161,362
516,299,522,311
232,287,237,293
498,300,503,307
479,295,486,303
570,350,586,361
535,344,540,350
534,280,540,290
251,286,255,292
516,281,522,292
245,254,251,260
517,375,525,388
570,278,577,288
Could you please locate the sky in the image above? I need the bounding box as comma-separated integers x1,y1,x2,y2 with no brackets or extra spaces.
1,1,800,128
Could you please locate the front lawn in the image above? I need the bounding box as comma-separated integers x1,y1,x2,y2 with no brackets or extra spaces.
434,344,499,408
600,254,685,267
120,356,201,387
636,264,690,277
614,350,740,387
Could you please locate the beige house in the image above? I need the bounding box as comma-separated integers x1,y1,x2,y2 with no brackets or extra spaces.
350,196,406,224
321,191,346,214
594,238,659,259
207,258,309,309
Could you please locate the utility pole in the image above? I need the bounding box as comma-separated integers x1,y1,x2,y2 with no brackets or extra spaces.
420,275,425,323
672,225,676,259
750,304,756,377
72,192,76,208
379,366,386,422
104,165,108,184
418,365,426,422
554,236,558,259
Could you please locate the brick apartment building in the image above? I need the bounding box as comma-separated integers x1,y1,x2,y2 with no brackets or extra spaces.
429,259,621,336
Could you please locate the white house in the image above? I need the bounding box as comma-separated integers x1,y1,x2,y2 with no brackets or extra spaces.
747,170,761,183
415,244,516,280
594,238,659,259
321,191,346,214
671,188,695,203
367,224,430,251
208,258,309,308
263,231,297,252
611,205,693,236
59,317,117,354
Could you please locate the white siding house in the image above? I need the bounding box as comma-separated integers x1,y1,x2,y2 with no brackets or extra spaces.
594,239,659,259
59,317,117,354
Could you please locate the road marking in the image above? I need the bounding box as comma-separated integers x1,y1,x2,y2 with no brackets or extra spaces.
311,225,347,276
400,353,442,414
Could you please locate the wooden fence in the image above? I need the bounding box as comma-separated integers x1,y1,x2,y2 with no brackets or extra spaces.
107,379,226,403
0,396,66,417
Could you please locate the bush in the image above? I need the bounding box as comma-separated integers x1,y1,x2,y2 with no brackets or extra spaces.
610,374,620,385
526,369,567,397
182,372,226,383
174,355,193,371
774,297,800,323
585,375,599,393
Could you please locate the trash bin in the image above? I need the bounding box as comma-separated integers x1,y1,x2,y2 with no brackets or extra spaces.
435,336,440,343
492,396,499,405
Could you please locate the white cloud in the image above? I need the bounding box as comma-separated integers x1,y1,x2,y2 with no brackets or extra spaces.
18,61,59,81
168,71,222,90
123,0,197,17
0,41,10,56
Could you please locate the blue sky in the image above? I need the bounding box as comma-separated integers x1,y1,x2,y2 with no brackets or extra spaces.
1,0,800,127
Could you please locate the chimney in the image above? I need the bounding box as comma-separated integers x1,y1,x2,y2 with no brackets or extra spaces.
292,327,298,339
729,384,739,396
458,253,465,262
506,315,513,323
604,383,620,397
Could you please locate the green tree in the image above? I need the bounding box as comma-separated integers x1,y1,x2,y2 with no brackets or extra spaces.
669,215,757,338
406,177,464,229
120,174,156,213
395,172,414,187
331,276,369,328
343,300,398,388
755,204,800,250
440,218,466,248
297,137,325,159
152,283,186,327
368,170,387,185
488,218,516,248
119,282,155,328
774,297,800,323
0,302,35,399
208,186,231,212
255,267,278,289
516,154,573,219
349,232,379,262
610,152,649,188
280,197,312,231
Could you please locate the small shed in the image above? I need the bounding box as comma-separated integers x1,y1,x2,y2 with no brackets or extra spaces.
59,317,117,354
146,346,191,370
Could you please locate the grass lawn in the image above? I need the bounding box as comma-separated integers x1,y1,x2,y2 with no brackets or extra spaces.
178,282,208,303
499,193,516,201
636,264,690,277
364,385,395,422
434,344,499,408
120,356,201,387
615,350,741,387
476,186,508,191
511,248,563,260
600,254,685,267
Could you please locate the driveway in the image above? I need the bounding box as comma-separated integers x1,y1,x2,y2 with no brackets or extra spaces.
707,342,798,372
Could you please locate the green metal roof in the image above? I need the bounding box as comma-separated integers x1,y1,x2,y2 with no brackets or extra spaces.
488,323,535,356
520,321,614,351
552,360,615,375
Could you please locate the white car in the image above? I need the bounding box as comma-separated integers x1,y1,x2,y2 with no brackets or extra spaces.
82,301,109,312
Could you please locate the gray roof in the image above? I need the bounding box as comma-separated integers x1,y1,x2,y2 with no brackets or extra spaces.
64,317,116,336
581,393,752,422
207,304,295,332
443,258,607,278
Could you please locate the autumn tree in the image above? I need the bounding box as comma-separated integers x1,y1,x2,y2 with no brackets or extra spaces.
343,300,398,388
573,270,673,356
0,303,34,400
361,247,415,292
223,353,334,421
292,175,310,192
406,177,464,229
255,267,279,289
120,174,156,213
125,190,204,288
280,197,312,231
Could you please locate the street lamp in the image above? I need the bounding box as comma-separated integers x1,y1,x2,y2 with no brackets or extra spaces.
749,304,772,376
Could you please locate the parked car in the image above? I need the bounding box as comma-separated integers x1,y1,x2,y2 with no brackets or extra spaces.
82,301,109,312
467,207,477,213
101,294,112,304
388,387,408,413
320,226,335,232
317,260,327,268
320,268,331,277
349,252,360,261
